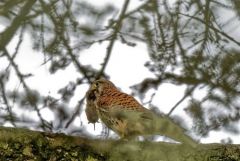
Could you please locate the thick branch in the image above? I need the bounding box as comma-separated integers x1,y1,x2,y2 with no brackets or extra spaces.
0,0,36,50
0,126,239,161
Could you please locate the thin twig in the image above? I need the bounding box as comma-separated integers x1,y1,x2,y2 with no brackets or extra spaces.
3,48,28,89
200,0,211,50
179,12,240,46
0,77,16,127
65,97,85,128
39,0,92,82
168,86,196,116
96,0,130,78
124,0,149,18
12,26,24,60
3,48,52,131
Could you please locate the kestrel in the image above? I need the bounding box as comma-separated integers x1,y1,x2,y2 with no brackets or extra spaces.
86,78,197,146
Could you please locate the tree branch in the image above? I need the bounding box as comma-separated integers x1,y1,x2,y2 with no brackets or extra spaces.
168,86,196,116
0,77,16,126
0,126,239,161
3,48,51,131
65,97,85,128
179,12,240,46
96,0,130,78
0,0,36,50
39,0,92,82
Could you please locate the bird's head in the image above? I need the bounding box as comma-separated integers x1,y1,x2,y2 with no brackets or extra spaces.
90,78,117,95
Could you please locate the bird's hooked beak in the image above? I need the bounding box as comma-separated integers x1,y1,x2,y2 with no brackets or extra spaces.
91,83,97,91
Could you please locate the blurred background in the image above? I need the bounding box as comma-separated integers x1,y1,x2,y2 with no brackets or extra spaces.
0,0,240,144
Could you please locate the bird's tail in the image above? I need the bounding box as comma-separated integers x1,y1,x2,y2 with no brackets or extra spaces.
112,108,198,147
152,114,197,147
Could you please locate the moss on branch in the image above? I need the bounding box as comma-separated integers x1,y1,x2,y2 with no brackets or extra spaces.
0,126,239,161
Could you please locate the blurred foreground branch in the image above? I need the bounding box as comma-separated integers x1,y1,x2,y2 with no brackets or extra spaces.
0,126,239,161
0,0,36,50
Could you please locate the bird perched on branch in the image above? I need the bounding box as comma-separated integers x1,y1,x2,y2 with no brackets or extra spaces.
85,78,197,147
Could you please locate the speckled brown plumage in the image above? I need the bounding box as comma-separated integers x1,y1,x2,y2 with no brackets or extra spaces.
85,78,197,146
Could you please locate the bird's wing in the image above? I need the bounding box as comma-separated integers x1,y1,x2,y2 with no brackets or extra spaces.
97,104,155,136
99,105,197,146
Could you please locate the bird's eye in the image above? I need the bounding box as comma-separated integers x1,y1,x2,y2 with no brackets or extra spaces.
95,82,99,86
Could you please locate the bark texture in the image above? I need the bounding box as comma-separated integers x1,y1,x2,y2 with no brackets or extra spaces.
0,126,239,161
